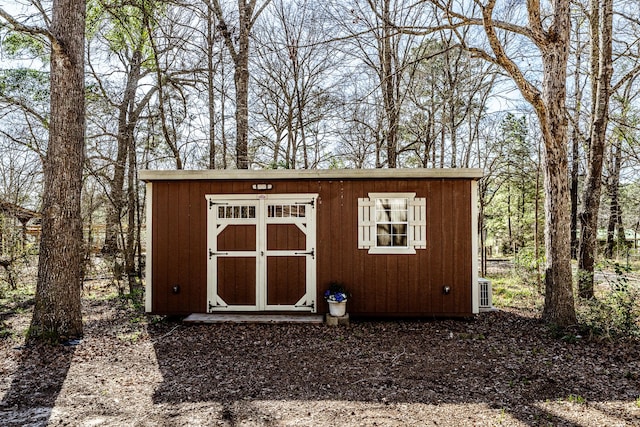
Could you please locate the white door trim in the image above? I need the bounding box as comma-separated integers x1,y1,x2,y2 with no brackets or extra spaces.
206,193,318,312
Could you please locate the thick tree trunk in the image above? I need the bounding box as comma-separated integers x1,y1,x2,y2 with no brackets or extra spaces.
538,2,576,326
476,0,577,325
30,0,86,341
541,136,575,325
577,0,613,299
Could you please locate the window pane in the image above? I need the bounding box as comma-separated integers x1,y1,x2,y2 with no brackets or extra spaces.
392,224,407,236
374,197,408,248
393,234,407,246
218,205,256,219
377,224,391,247
375,199,390,222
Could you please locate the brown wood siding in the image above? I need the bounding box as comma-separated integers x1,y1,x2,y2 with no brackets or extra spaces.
149,177,473,316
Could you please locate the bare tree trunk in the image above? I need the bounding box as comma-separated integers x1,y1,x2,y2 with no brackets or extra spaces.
380,0,397,168
570,136,580,260
538,7,576,324
605,136,622,258
470,0,577,325
125,133,137,292
207,5,217,169
235,16,250,169
570,22,584,260
220,49,228,169
103,60,140,256
148,34,183,170
535,140,542,291
507,174,513,255
439,126,444,168
479,199,487,277
578,0,614,299
209,0,272,169
30,0,86,341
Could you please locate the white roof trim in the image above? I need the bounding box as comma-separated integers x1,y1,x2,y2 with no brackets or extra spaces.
139,168,484,181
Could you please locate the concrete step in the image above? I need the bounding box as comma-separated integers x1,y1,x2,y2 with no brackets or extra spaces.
183,313,325,324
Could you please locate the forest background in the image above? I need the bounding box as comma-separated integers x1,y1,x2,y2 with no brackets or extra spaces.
0,0,639,340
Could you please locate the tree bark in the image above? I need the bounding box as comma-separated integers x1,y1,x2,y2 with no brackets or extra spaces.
577,0,613,299
125,122,138,292
235,5,250,169
380,0,398,168
209,0,272,169
604,141,621,259
473,0,576,325
570,19,585,260
103,47,143,257
538,13,576,325
206,4,217,169
30,0,86,341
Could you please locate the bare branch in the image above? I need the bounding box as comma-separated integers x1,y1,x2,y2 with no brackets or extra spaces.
526,0,547,46
480,0,545,115
611,63,640,93
0,96,48,127
206,0,238,62
0,7,57,48
249,0,273,29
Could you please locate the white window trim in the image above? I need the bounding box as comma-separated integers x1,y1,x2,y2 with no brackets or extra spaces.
358,192,426,255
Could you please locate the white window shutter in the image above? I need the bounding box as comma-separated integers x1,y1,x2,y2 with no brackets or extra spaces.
409,197,426,249
358,198,375,249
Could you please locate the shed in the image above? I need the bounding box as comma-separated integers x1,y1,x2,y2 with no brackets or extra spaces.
140,168,483,317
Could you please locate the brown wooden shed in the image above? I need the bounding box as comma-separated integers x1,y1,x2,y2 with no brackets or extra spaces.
140,168,483,318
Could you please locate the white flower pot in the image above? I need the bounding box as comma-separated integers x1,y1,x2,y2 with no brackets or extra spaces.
328,300,347,317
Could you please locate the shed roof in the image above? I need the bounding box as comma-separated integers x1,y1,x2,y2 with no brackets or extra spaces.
139,168,484,181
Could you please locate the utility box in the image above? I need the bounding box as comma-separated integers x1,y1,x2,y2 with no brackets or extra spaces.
478,277,495,312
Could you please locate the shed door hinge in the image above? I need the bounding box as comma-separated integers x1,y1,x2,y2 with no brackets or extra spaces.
209,200,228,209
209,300,227,311
295,300,315,310
295,199,314,208
294,248,315,259
209,249,228,259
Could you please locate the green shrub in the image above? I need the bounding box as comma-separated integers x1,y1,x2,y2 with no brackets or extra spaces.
576,272,640,339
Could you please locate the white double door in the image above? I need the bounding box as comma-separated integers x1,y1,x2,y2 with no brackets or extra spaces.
206,193,317,312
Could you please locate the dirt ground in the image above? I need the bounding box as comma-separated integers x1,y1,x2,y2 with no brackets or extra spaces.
0,283,639,427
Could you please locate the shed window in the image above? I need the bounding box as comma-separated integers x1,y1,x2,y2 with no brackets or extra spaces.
218,205,256,219
358,193,426,254
375,198,408,247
